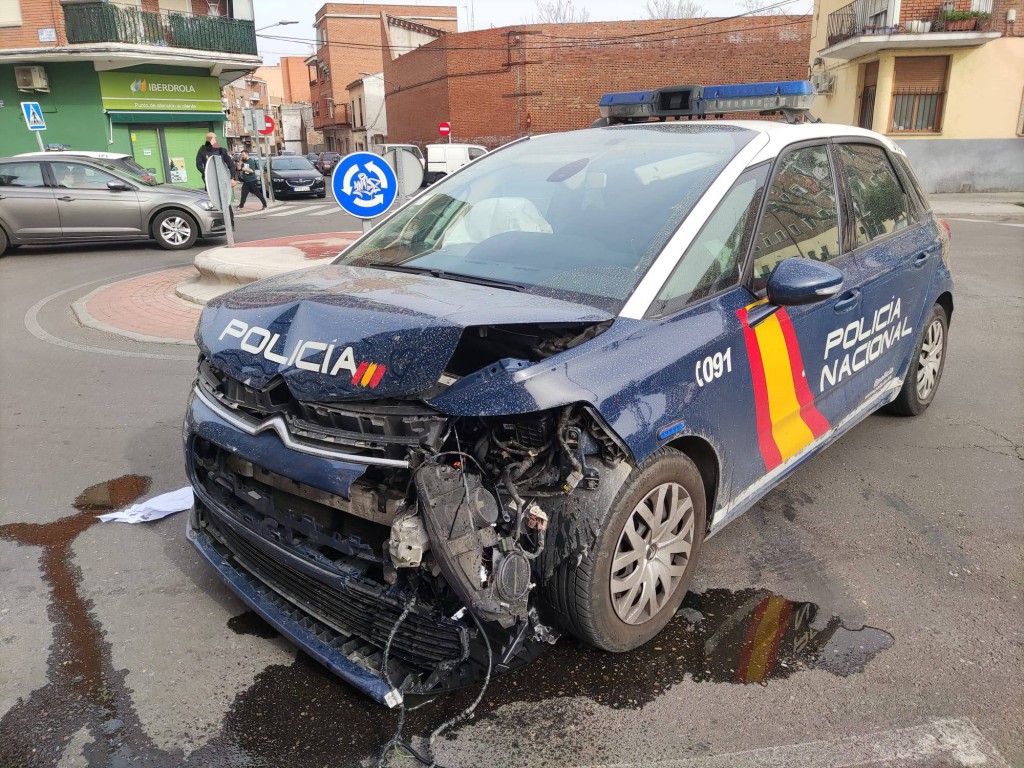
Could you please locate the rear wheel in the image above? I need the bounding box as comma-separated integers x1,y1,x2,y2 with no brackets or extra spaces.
0,227,8,257
545,449,706,652
886,303,948,416
153,210,198,250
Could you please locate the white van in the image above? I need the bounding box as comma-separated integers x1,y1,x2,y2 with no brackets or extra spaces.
373,143,425,169
424,143,487,184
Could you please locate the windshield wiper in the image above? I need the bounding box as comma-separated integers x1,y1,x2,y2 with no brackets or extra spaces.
367,263,526,292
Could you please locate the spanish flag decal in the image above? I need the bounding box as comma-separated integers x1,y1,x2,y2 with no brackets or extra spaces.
351,361,387,389
737,302,829,472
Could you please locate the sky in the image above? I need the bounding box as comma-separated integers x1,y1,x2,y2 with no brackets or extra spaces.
253,0,813,63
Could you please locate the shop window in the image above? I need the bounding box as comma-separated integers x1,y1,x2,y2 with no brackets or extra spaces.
836,144,910,248
890,56,948,133
751,145,841,292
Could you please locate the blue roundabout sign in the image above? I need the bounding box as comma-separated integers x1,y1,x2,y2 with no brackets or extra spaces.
331,152,399,219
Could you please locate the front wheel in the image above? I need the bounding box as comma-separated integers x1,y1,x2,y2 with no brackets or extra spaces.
886,303,948,416
153,210,198,250
544,448,706,652
0,227,8,257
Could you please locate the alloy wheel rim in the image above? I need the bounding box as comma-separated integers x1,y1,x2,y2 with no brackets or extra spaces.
160,217,191,246
610,482,694,625
916,318,944,401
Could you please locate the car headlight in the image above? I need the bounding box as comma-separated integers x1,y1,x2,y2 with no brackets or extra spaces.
196,200,217,211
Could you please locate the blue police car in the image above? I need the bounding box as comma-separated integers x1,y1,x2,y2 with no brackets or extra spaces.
184,83,952,706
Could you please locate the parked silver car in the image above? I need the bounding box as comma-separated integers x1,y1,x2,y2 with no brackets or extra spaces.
0,156,226,256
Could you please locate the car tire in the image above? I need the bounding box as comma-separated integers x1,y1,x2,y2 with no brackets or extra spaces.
153,210,199,250
544,448,706,652
0,226,8,257
886,303,948,416
317,192,326,199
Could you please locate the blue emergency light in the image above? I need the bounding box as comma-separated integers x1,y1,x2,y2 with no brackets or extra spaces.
598,80,816,122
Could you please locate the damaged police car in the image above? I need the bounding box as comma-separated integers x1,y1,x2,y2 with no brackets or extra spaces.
184,109,952,706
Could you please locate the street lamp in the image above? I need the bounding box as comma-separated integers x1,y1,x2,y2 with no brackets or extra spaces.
255,20,299,32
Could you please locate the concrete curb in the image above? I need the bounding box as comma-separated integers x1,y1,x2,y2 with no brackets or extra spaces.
175,232,362,306
71,282,198,346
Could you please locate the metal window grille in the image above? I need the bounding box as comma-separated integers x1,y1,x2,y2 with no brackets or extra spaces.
891,89,944,132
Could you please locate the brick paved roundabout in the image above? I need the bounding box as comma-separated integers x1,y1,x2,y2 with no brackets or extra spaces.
72,232,360,345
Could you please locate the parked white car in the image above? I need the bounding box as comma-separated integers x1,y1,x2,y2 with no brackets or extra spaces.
424,143,487,184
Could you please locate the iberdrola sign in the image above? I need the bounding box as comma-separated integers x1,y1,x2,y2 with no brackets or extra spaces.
99,72,222,112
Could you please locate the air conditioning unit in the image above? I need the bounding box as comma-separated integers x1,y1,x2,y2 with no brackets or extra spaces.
15,66,49,93
810,71,835,95
811,71,835,95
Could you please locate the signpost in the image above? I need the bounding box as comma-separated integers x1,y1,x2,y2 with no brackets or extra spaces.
246,108,274,204
21,101,46,151
204,155,235,248
331,152,399,232
438,121,451,143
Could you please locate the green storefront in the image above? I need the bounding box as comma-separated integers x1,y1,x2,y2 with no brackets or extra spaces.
0,64,226,190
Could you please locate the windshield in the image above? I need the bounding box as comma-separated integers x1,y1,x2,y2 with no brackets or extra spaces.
271,157,316,171
334,125,753,311
94,158,158,186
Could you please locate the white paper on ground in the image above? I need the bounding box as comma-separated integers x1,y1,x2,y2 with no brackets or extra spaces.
98,486,194,524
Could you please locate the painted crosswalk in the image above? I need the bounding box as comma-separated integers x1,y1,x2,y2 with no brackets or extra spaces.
265,205,332,218
235,203,336,219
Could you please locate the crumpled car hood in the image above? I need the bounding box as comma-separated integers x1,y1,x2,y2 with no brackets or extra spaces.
198,265,612,401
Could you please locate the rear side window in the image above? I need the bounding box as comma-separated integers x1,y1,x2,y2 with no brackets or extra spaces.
0,163,46,188
468,147,486,160
836,144,910,248
891,152,929,212
751,145,841,292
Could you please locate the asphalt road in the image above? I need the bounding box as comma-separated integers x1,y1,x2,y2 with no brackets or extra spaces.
0,210,1021,768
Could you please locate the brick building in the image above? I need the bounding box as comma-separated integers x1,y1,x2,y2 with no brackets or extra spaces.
306,3,458,153
381,16,813,149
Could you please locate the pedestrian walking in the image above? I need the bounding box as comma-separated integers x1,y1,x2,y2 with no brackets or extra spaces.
237,150,267,210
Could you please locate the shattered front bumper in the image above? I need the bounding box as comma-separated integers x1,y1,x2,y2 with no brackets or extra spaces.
183,389,474,707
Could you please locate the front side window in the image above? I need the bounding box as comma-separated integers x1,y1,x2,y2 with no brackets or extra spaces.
0,162,45,188
751,145,841,292
336,125,755,312
653,164,768,314
52,162,119,190
837,144,911,248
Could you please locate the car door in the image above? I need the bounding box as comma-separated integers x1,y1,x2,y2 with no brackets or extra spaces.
831,141,937,405
49,161,143,239
0,161,62,240
739,142,862,478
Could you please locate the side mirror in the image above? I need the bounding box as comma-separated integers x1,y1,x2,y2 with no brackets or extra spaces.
766,257,844,306
107,180,132,192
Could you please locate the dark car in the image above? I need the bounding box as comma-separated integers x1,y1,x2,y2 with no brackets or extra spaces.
268,156,326,199
184,118,952,708
306,152,319,166
316,151,341,175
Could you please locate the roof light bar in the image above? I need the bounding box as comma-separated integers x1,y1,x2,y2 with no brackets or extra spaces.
598,80,815,122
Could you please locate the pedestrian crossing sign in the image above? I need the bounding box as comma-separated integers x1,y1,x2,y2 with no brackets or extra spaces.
21,102,46,131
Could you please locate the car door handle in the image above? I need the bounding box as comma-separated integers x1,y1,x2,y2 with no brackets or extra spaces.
58,195,74,202
912,252,930,269
833,289,861,313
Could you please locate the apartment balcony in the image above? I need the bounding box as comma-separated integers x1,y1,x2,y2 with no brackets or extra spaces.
821,0,1000,59
63,2,258,56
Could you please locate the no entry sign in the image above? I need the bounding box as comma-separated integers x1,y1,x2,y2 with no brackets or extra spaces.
258,115,275,136
438,121,451,137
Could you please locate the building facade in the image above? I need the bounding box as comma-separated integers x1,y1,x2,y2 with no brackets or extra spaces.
809,0,1024,191
0,0,260,189
381,16,812,149
347,73,386,150
307,3,457,154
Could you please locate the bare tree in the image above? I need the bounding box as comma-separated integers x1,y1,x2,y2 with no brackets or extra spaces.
525,0,591,23
739,0,788,15
643,0,708,18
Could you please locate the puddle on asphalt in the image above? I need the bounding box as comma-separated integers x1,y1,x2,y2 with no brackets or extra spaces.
187,587,894,766
0,476,894,768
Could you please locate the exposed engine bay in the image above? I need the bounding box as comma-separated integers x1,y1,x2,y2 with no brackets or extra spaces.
188,318,631,699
